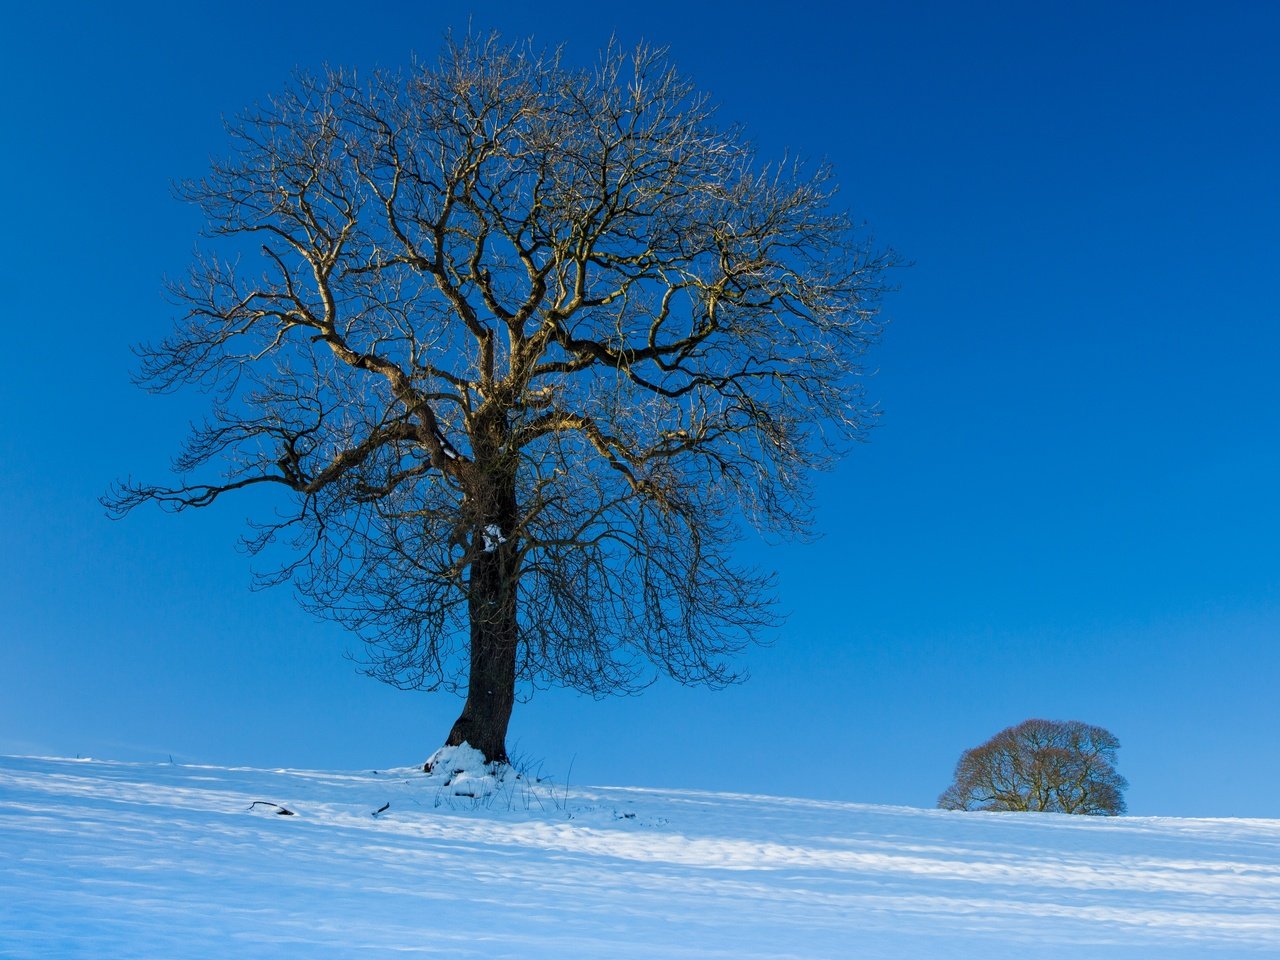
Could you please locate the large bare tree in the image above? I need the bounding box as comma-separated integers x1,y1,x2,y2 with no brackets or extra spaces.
106,34,894,764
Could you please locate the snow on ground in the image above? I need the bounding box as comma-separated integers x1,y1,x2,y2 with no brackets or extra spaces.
2,754,1279,959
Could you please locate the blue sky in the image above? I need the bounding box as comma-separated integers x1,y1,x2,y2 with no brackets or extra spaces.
2,1,1277,817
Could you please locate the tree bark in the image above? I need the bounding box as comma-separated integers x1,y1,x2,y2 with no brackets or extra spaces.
444,467,519,765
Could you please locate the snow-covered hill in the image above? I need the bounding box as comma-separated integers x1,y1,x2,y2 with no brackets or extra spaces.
2,754,1278,959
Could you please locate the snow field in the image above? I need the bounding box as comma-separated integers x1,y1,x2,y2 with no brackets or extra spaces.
2,754,1279,958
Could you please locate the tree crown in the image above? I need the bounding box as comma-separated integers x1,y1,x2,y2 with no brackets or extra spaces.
105,33,895,702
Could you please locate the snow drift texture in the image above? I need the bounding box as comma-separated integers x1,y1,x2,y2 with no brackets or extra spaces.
2,754,1278,958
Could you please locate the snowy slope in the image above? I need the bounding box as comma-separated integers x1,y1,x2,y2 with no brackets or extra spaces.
2,755,1278,959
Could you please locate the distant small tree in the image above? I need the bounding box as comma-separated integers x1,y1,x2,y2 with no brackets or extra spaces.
938,719,1127,815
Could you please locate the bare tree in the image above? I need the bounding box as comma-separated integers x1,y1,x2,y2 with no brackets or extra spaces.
938,719,1128,815
105,33,894,764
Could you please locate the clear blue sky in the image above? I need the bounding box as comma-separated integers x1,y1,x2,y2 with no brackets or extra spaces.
2,1,1277,817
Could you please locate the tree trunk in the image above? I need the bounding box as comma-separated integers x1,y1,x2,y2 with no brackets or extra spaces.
444,469,518,765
